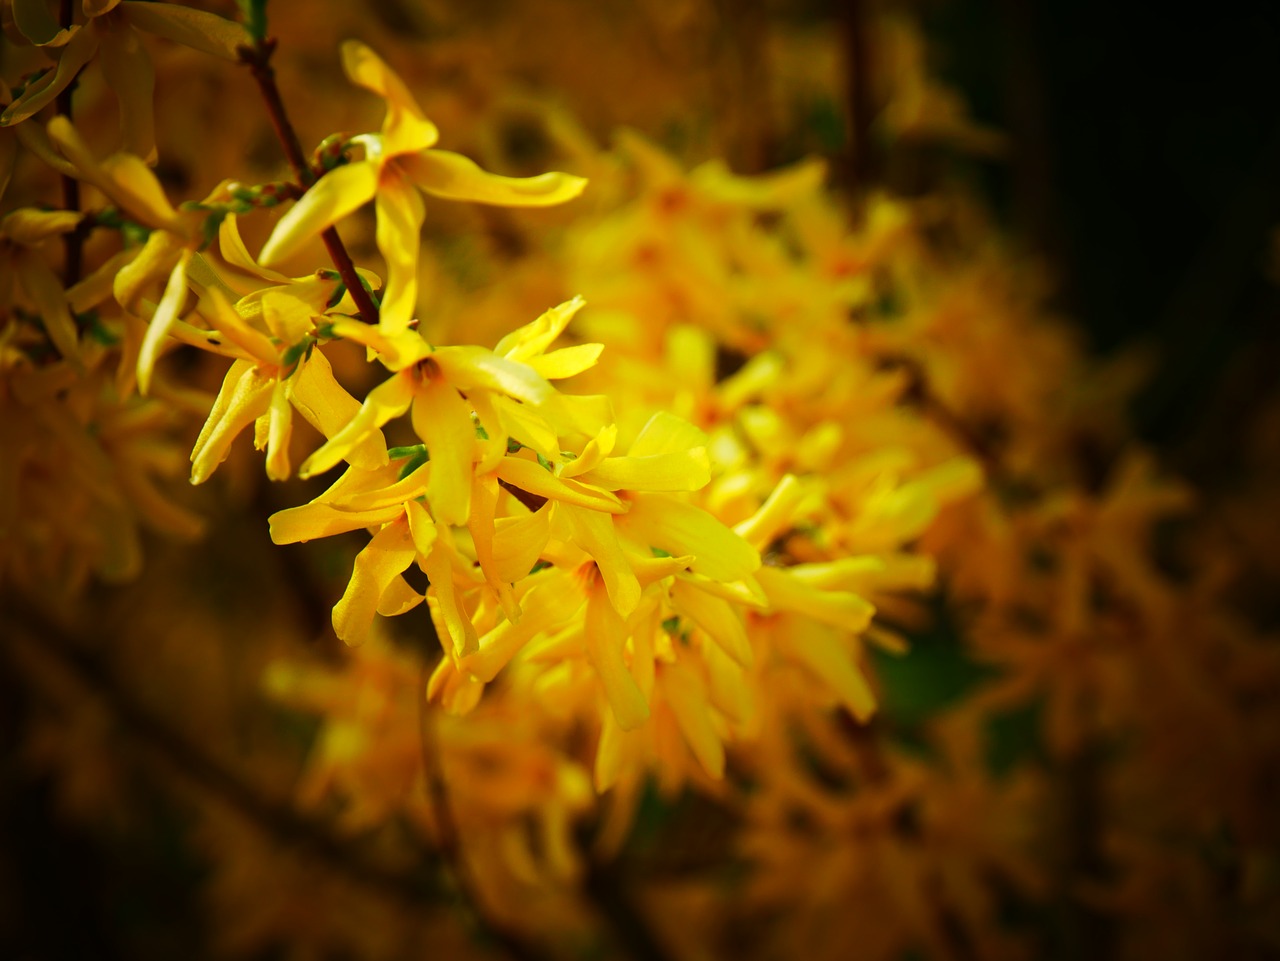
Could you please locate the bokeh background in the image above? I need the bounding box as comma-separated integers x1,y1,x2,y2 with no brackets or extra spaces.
3,1,1279,959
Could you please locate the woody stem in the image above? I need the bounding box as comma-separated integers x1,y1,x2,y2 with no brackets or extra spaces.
239,38,381,325
57,0,87,286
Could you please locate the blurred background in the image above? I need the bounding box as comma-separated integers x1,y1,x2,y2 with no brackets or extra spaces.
3,0,1279,958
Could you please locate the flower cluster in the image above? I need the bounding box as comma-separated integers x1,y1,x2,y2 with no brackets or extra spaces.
3,3,1277,961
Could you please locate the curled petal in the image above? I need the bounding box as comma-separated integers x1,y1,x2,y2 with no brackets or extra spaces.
580,448,710,492
619,494,758,583
259,161,379,267
340,40,438,154
671,578,752,667
11,0,75,45
119,1,249,60
264,379,293,480
586,583,649,731
410,374,474,526
495,457,625,514
190,359,273,484
332,518,417,646
373,174,425,334
137,249,192,395
1,28,98,126
299,369,412,478
495,296,585,361
563,504,640,618
659,662,725,778
403,149,586,208
527,343,603,380
269,502,405,544
20,252,78,362
288,349,388,470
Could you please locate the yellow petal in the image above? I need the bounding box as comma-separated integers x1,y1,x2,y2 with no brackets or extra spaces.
619,494,759,583
373,175,425,334
494,296,585,361
137,249,192,395
558,425,617,479
264,379,292,480
199,288,276,365
190,359,273,484
462,577,579,680
218,214,291,284
586,583,649,731
268,502,406,544
332,517,417,646
260,289,315,345
1,29,97,126
527,343,603,380
627,410,708,458
1,208,81,244
114,230,182,312
403,148,587,207
289,349,388,471
433,344,553,405
377,575,423,616
670,578,752,667
410,374,474,526
119,1,249,60
424,519,479,657
491,393,558,460
49,118,182,231
468,474,518,619
734,474,804,549
339,40,438,155
690,156,827,209
97,24,156,162
300,369,413,478
490,503,551,584
11,0,73,45
659,662,724,778
404,499,438,556
495,457,625,513
781,620,877,721
259,161,379,267
755,566,874,632
580,448,710,492
19,253,78,362
562,504,640,618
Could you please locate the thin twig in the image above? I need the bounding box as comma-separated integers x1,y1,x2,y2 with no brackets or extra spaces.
841,0,878,197
56,0,87,285
238,39,381,326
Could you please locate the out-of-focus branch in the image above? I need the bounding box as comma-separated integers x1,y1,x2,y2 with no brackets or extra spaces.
56,0,88,285
1,595,435,909
841,0,878,196
238,38,381,326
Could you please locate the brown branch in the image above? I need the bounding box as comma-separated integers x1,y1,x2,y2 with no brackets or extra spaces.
2,595,436,909
56,0,88,285
840,0,878,197
238,39,381,326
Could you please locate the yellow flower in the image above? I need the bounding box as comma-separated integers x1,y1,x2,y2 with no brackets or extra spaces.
258,41,586,333
188,288,387,483
3,0,249,161
0,207,84,361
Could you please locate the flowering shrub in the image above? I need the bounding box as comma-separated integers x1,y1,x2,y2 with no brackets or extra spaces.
2,2,1277,960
